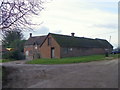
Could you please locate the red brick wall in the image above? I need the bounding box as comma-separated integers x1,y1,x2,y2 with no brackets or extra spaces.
24,45,40,60
40,35,61,58
60,47,105,58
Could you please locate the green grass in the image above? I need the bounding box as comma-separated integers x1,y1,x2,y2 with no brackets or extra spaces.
0,59,14,63
110,54,120,58
27,54,119,64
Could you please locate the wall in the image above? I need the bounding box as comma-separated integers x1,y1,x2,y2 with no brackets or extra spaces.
40,35,61,58
24,45,40,60
60,47,106,58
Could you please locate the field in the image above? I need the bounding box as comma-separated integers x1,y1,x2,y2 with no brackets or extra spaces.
27,54,119,64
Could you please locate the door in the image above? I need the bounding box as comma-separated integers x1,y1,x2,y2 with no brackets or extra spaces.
51,47,55,58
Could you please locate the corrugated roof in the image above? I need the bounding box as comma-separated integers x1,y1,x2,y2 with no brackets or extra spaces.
25,35,46,45
50,33,113,48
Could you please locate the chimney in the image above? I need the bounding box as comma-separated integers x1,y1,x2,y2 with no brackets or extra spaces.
71,33,75,37
30,33,32,38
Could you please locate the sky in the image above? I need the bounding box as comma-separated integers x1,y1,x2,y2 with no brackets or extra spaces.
23,0,119,48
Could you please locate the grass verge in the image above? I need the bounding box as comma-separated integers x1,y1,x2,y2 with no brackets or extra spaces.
27,54,119,64
0,59,14,63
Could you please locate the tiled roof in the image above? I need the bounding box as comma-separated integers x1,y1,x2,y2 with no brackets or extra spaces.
25,35,46,45
50,33,113,48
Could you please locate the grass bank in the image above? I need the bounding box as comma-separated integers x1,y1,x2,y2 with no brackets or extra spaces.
27,54,119,64
0,59,14,63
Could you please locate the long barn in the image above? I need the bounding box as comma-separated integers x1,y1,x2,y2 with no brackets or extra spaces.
24,33,113,60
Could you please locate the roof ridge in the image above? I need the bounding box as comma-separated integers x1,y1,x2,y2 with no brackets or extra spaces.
31,35,47,38
50,33,95,40
49,33,112,48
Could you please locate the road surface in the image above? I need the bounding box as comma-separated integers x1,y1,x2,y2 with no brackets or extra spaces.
1,59,119,88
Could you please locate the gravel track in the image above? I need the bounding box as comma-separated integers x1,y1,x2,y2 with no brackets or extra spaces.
1,59,119,88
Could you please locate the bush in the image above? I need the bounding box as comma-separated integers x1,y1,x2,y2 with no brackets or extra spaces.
2,50,25,60
2,51,13,59
12,50,25,60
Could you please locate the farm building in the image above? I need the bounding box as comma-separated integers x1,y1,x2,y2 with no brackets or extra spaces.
24,33,113,60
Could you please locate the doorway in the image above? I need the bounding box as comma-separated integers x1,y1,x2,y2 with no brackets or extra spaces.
51,47,55,58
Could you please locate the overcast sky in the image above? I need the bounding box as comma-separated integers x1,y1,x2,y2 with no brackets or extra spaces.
23,0,118,48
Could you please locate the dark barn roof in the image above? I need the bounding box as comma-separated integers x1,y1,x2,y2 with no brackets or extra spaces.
25,33,113,49
25,35,46,45
50,33,113,48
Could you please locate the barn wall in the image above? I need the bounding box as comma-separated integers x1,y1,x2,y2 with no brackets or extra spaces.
60,47,105,58
40,35,61,58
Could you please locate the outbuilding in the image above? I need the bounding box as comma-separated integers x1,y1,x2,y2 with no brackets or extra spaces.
24,33,113,59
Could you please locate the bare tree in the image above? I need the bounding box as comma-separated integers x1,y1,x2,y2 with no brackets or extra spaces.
0,0,45,31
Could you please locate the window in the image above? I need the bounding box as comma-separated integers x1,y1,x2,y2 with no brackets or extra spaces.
69,48,73,51
64,48,68,54
48,37,52,46
64,48,73,54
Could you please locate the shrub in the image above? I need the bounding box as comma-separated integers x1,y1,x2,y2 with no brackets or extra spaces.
2,50,25,60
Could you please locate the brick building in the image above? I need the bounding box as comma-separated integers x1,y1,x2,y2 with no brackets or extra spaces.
24,33,113,60
24,33,46,60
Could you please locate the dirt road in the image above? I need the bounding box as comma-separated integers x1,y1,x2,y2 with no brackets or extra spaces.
2,59,118,88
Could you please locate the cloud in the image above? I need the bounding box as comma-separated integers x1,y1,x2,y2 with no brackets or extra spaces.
25,0,118,48
93,24,117,29
31,26,49,36
23,26,49,39
83,0,118,2
51,30,62,34
37,26,49,34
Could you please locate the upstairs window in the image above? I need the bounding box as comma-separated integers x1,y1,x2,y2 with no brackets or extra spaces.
48,37,52,46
